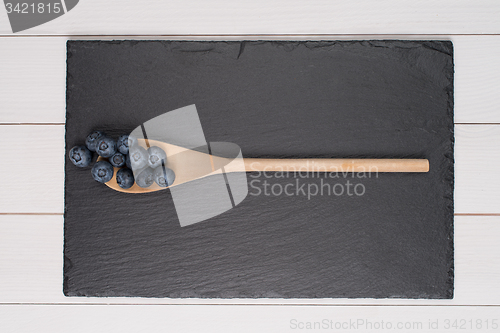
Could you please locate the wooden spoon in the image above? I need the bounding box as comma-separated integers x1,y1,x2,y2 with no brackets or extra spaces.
99,139,429,194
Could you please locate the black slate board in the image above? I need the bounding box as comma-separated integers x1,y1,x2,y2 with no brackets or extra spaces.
64,40,454,298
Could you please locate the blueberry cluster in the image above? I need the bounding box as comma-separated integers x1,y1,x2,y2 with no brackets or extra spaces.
68,131,175,189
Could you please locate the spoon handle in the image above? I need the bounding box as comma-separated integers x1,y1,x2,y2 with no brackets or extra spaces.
225,158,429,173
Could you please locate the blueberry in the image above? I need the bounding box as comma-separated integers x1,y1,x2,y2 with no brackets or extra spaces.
96,136,117,158
85,131,105,152
127,135,138,149
109,152,126,168
135,167,155,188
148,146,167,169
91,160,114,183
154,166,176,187
117,135,130,155
69,145,92,167
116,168,135,189
129,145,149,171
125,153,132,169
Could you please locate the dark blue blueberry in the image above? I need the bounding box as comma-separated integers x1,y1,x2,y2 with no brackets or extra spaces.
154,166,176,187
91,160,114,183
129,145,149,171
117,135,130,155
109,152,126,168
125,153,132,169
69,145,92,167
148,146,167,169
116,168,135,189
127,135,138,148
135,167,155,188
96,136,117,158
85,131,105,152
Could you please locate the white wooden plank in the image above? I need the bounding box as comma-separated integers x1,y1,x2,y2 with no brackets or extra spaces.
454,36,500,123
0,123,496,214
0,215,499,305
1,0,500,35
0,215,64,302
1,36,499,124
455,125,500,214
0,304,499,333
454,216,500,306
0,125,64,213
0,38,67,123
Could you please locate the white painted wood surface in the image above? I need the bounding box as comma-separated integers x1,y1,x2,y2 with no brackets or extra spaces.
0,124,496,214
1,36,499,124
1,305,500,333
0,125,64,213
0,215,498,306
454,36,500,123
455,125,500,214
0,38,67,123
0,0,499,35
1,0,500,329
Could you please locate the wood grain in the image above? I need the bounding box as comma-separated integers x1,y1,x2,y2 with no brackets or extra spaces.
0,304,500,332
455,125,500,214
0,38,67,123
0,3,499,322
240,158,429,173
1,36,499,124
0,0,499,35
101,137,430,195
454,36,500,123
0,125,64,213
0,215,498,305
0,124,495,214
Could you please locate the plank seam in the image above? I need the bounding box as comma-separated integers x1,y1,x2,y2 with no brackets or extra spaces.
1,34,500,38
1,213,499,216
1,123,499,126
0,123,66,126
0,213,63,216
0,303,499,306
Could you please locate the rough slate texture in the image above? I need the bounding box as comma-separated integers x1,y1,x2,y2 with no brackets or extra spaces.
64,40,454,298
